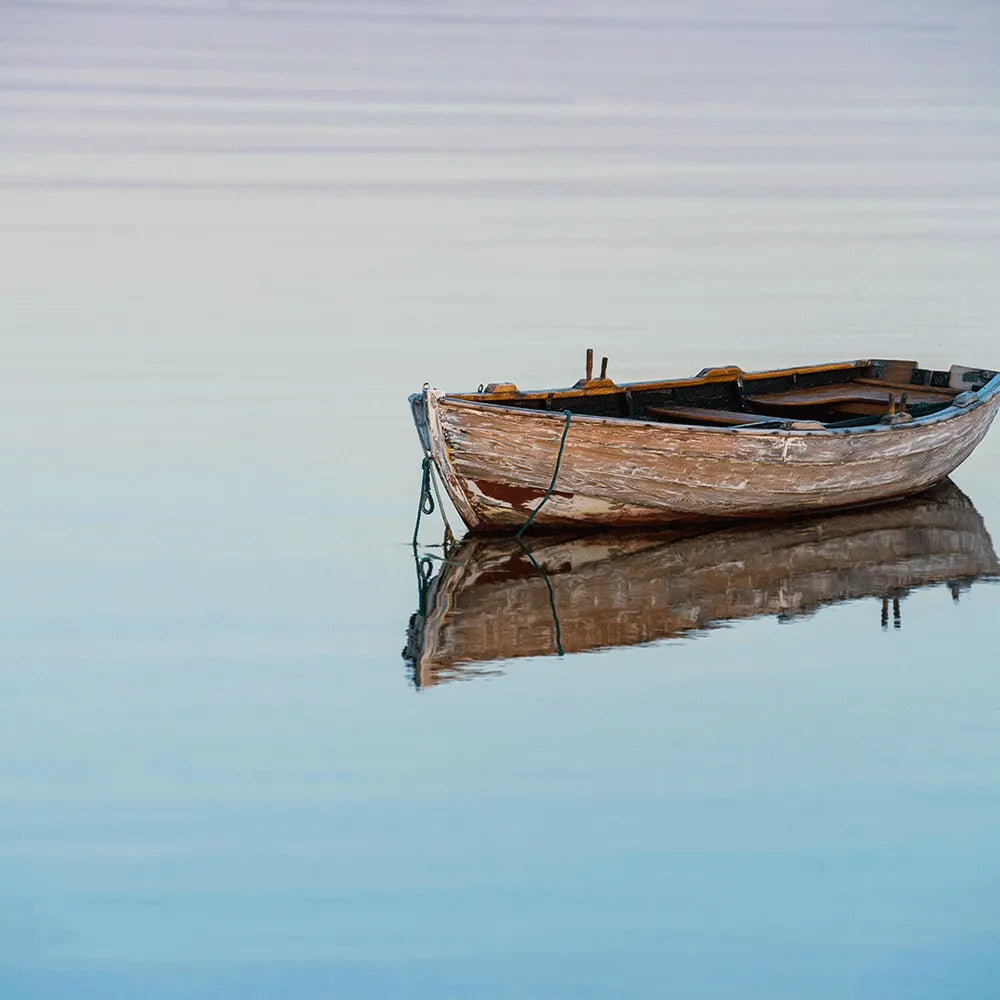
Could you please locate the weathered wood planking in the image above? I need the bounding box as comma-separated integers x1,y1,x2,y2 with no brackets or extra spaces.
427,391,998,529
407,481,1000,684
411,358,1000,532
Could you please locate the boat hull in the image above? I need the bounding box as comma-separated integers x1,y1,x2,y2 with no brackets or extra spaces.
412,378,1000,532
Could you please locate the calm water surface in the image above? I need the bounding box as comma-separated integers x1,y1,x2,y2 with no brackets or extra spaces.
3,2,1000,997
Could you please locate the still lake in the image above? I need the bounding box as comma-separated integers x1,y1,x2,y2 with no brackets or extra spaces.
3,2,1000,997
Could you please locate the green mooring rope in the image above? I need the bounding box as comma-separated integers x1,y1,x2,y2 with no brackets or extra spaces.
412,455,457,552
412,456,436,547
515,409,573,538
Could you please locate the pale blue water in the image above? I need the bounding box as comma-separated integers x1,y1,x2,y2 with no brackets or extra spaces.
3,2,1000,996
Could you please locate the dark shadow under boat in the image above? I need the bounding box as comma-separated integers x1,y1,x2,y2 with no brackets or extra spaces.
403,480,1000,688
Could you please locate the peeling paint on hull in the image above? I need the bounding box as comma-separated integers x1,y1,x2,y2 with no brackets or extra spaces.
466,478,573,512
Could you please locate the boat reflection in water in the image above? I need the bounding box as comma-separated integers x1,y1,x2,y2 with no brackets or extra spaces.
404,480,999,688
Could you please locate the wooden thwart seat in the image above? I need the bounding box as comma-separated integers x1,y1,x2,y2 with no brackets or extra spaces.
851,378,958,397
748,382,954,410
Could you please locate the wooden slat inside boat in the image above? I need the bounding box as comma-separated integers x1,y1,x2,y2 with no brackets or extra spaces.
747,381,957,417
410,355,1000,532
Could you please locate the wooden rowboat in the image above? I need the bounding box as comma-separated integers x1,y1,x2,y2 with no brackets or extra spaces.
404,480,999,687
410,355,1000,532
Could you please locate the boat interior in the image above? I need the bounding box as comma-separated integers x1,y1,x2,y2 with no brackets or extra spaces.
455,356,998,430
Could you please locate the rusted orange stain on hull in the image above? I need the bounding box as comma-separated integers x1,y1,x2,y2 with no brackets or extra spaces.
471,479,573,512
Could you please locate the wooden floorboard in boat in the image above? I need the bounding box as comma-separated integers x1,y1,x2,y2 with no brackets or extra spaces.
644,405,762,426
